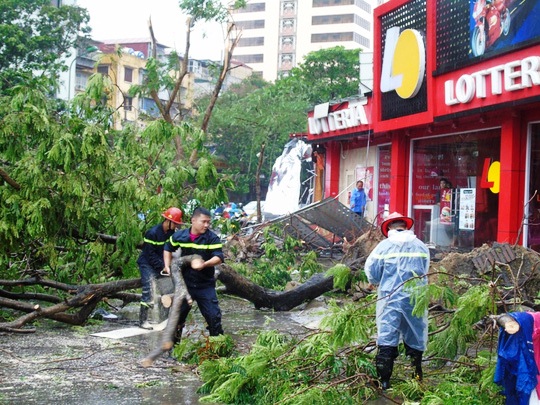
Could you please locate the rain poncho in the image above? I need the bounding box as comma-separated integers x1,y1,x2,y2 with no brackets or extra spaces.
364,229,430,351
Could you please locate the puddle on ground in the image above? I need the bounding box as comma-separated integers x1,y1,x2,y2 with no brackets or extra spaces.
0,295,324,405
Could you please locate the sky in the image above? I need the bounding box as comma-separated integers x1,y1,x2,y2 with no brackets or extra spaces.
77,0,226,60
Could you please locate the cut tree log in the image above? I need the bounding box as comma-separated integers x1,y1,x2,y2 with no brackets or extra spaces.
217,264,335,311
141,255,199,367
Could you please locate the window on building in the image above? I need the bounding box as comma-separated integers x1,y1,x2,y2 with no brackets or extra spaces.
282,1,295,12
411,129,500,249
238,37,265,47
236,20,265,30
312,0,354,7
235,54,264,64
312,14,354,25
232,2,265,13
312,0,371,11
354,32,370,48
311,32,354,43
139,69,146,85
75,72,90,91
355,15,371,30
97,65,109,76
141,97,160,117
527,123,540,253
124,96,133,111
124,67,133,83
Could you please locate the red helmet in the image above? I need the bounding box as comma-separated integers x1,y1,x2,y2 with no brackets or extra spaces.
380,212,414,237
162,207,183,225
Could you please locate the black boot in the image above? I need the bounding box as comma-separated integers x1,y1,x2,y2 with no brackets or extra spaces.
375,355,395,390
139,302,153,329
404,344,423,381
410,354,423,381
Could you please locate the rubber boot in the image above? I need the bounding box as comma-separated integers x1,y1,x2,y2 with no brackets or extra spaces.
139,302,153,329
404,344,423,381
375,355,395,390
411,354,423,381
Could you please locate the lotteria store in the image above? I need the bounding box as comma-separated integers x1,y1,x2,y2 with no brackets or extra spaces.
306,0,540,252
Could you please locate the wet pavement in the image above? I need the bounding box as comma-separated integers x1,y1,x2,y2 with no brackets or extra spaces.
0,296,322,405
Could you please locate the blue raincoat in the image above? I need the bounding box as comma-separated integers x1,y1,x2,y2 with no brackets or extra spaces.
364,229,430,351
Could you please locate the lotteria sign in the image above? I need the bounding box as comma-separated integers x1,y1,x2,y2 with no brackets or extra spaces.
308,99,371,137
445,56,540,106
435,44,540,116
381,26,426,99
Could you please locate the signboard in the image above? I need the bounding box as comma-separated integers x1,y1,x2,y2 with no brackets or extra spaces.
459,188,477,230
436,0,540,72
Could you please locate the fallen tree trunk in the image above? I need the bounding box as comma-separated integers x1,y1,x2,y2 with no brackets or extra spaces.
217,264,335,311
0,258,339,332
141,255,199,367
0,278,141,333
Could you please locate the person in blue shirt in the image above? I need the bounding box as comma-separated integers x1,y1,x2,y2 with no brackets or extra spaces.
137,207,183,329
350,180,367,217
364,212,430,390
163,207,225,340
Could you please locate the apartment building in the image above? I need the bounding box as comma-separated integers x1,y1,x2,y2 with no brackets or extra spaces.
71,39,253,129
230,0,375,81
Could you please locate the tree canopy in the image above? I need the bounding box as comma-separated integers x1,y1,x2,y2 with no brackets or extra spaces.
200,46,363,197
0,0,90,92
0,1,232,284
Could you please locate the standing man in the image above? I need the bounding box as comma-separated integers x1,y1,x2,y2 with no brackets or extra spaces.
163,207,225,340
350,180,367,217
364,212,430,390
137,207,183,329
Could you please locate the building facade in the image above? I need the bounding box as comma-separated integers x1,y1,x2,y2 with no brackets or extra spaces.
307,0,540,253
230,0,375,81
70,39,252,129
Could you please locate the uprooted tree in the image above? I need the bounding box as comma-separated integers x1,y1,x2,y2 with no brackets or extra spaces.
0,1,240,305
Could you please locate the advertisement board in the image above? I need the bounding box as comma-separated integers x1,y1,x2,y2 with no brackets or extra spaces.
459,188,477,230
437,0,540,72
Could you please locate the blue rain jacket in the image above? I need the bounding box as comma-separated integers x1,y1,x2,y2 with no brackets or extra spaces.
364,229,430,351
494,312,538,405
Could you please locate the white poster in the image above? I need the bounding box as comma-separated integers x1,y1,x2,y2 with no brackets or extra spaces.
265,139,312,216
459,188,476,230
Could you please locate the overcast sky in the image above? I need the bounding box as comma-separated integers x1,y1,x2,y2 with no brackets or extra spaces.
77,0,226,60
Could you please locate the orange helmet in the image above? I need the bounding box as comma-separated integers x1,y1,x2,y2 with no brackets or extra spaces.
161,207,183,225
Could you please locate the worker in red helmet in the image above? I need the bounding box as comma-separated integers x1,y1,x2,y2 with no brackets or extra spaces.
365,212,430,390
137,207,183,329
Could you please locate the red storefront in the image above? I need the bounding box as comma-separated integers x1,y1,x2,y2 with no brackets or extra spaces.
307,0,540,252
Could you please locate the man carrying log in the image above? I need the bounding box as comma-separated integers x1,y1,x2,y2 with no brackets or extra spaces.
163,207,225,343
137,207,183,329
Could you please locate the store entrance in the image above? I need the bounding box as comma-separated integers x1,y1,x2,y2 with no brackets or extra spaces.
411,129,500,249
527,123,540,253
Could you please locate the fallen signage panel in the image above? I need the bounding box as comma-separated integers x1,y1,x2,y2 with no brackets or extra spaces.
270,198,373,252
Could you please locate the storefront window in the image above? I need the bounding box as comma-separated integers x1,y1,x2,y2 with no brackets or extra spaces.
377,145,391,225
527,123,540,253
411,129,500,249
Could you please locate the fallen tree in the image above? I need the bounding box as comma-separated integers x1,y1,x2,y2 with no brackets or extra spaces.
2,231,540,334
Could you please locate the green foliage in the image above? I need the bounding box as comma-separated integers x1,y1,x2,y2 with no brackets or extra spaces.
420,358,503,405
320,300,374,348
0,0,90,92
179,0,246,23
286,46,362,104
173,334,235,364
196,269,507,404
325,263,352,291
428,284,494,360
230,230,325,290
1,62,229,285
